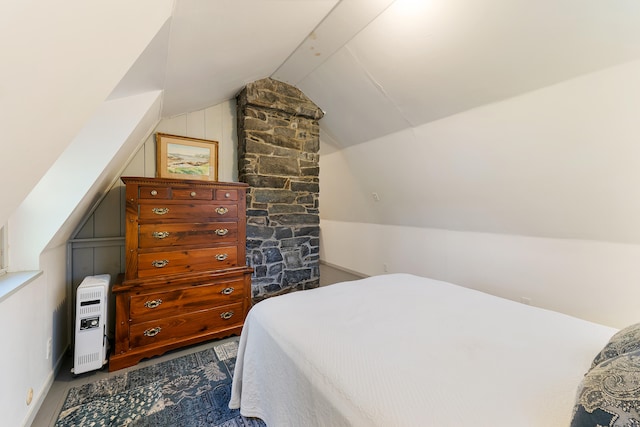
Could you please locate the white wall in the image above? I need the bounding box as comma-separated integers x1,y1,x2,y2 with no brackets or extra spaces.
319,60,640,329
0,245,67,427
0,13,172,423
320,220,640,328
0,90,163,427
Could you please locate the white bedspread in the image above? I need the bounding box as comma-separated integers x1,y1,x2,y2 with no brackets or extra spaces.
229,273,616,426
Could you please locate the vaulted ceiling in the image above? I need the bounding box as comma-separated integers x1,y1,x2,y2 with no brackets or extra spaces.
4,0,640,231
115,0,640,148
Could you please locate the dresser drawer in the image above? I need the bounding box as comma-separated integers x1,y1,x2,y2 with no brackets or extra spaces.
129,278,245,322
129,302,244,348
139,186,170,199
138,202,238,221
138,222,238,248
138,186,215,200
173,188,213,200
137,246,238,278
215,189,239,201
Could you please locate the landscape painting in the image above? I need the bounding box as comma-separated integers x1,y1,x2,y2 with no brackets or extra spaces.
156,133,219,181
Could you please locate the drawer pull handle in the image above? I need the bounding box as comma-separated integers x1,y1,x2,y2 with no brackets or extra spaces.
221,287,235,295
225,192,231,198
151,259,169,268
215,207,229,215
215,228,229,236
150,190,158,196
152,207,169,215
190,191,196,197
215,253,228,261
143,327,162,337
144,299,163,309
220,311,234,320
152,231,170,239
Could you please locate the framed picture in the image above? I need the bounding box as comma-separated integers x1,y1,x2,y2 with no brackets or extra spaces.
156,133,219,181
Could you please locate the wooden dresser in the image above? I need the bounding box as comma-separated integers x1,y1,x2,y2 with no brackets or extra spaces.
109,177,253,371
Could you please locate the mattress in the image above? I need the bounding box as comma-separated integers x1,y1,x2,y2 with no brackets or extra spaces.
229,273,617,426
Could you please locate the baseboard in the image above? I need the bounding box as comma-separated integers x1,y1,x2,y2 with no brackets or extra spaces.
319,260,368,279
23,345,69,427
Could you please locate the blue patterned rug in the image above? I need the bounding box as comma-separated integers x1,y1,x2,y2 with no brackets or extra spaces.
55,339,265,427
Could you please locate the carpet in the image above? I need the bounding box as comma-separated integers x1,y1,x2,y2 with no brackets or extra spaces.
55,339,265,427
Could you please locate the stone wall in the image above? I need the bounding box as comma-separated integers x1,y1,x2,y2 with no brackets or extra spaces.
236,78,324,300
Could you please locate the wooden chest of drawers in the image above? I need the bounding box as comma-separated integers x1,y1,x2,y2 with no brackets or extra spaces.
109,177,253,371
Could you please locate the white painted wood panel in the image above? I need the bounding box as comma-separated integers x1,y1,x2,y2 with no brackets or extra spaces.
76,216,94,239
94,186,122,237
186,109,206,139
71,248,95,287
123,145,146,177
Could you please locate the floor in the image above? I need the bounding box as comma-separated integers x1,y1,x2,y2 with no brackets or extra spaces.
31,263,363,427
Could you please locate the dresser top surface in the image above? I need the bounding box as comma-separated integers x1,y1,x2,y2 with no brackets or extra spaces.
122,176,249,188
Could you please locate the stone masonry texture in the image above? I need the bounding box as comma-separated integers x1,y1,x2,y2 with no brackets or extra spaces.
237,78,324,301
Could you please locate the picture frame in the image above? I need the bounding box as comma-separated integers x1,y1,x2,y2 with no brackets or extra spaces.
156,133,219,181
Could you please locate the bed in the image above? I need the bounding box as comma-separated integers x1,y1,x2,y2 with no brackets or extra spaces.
229,273,624,426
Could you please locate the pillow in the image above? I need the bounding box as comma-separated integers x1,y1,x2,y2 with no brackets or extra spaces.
571,350,640,427
592,323,640,368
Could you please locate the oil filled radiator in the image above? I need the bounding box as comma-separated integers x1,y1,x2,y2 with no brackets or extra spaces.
73,274,110,374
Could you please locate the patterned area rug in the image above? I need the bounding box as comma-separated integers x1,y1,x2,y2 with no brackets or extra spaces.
55,339,265,427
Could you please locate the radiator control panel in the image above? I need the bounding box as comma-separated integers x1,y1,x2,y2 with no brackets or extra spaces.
80,316,100,330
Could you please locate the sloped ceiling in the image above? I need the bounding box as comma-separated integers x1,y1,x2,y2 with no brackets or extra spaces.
0,0,338,232
114,0,640,146
0,0,173,228
161,0,341,117
6,0,640,240
277,0,640,147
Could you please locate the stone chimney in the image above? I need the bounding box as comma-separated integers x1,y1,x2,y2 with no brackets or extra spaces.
236,78,324,300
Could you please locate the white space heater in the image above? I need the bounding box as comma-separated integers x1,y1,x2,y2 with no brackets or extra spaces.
73,274,111,374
